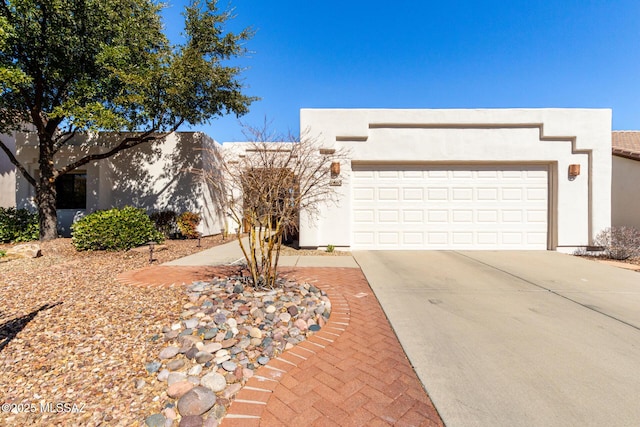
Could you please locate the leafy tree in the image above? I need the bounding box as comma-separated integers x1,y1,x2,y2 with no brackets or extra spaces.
0,0,255,240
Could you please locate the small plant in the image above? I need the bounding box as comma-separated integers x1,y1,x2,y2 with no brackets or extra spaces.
593,226,640,260
0,207,39,243
71,206,164,251
326,244,335,253
150,210,177,238
176,212,201,239
0,249,6,258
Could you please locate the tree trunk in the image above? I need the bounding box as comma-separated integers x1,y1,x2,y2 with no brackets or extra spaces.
37,180,59,241
37,151,59,241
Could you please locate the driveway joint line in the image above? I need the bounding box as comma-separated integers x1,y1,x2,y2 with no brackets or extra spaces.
455,251,640,332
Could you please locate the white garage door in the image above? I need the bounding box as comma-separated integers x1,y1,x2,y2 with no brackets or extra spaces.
352,164,549,250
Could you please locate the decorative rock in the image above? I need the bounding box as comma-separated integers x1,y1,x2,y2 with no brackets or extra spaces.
214,354,231,364
145,413,166,427
164,330,179,340
279,312,291,323
146,361,161,374
167,372,187,386
201,372,227,392
220,383,242,399
222,361,237,372
211,404,227,421
185,347,199,360
220,338,237,349
157,369,170,382
146,275,331,424
167,359,185,371
163,407,177,420
294,319,308,331
135,379,146,389
184,318,199,329
177,386,217,416
195,351,213,364
203,329,218,340
188,365,203,376
202,342,222,353
159,346,180,359
6,243,41,259
179,415,204,427
167,381,194,399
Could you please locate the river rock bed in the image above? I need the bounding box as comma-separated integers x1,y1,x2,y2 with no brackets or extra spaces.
144,276,331,426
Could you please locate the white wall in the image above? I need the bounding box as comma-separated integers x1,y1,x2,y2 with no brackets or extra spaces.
612,155,640,230
0,133,17,208
10,131,227,237
299,108,612,252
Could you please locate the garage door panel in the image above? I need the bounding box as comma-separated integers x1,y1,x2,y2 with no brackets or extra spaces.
352,164,548,250
453,188,473,201
403,188,424,200
353,187,375,200
378,210,399,223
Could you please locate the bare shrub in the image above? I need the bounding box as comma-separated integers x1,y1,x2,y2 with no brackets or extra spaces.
202,122,348,288
593,226,640,260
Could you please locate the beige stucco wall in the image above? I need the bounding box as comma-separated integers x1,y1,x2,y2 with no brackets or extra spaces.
8,131,226,237
612,155,640,229
0,133,17,208
299,108,612,253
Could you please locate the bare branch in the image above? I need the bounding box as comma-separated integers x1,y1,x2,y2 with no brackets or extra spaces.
0,140,37,187
56,120,184,176
200,123,349,287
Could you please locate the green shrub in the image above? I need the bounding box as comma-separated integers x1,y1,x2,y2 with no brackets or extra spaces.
326,244,335,253
0,207,39,243
176,211,201,239
71,206,164,251
0,249,6,258
150,210,177,238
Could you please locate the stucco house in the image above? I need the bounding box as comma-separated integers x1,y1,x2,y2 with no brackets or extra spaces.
0,131,227,237
611,131,640,230
0,109,617,252
297,109,612,253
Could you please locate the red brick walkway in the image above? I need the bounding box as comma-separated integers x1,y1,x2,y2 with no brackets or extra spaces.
118,266,443,426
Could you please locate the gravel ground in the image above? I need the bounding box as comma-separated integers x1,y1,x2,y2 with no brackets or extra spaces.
0,236,228,427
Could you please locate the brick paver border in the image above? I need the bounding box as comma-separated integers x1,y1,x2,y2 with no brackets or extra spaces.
118,266,443,426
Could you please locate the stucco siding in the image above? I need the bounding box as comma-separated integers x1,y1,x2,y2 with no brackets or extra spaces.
299,108,612,252
612,156,640,230
0,133,17,208
7,131,227,237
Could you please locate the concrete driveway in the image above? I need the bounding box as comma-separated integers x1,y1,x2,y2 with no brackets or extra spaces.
353,251,640,427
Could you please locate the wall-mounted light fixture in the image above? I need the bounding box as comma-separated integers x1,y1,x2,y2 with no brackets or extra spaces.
330,161,340,176
568,164,581,177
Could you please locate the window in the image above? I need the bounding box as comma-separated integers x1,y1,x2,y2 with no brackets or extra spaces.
56,172,87,209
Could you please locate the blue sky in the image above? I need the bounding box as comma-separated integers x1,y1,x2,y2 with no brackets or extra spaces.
162,0,640,142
